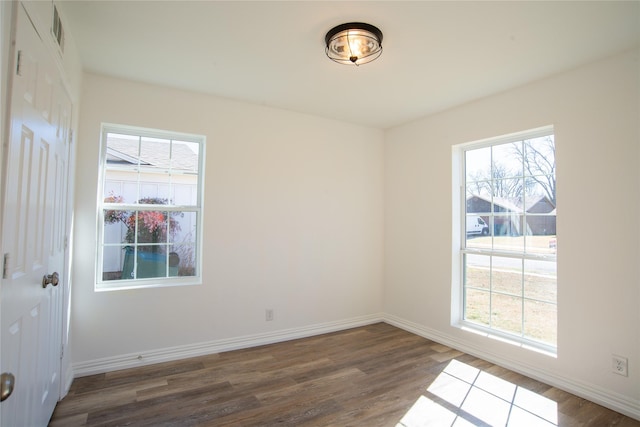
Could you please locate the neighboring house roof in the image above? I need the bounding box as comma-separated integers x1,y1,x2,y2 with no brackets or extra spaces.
492,197,523,213
521,194,556,213
467,194,521,213
467,194,555,214
106,137,198,172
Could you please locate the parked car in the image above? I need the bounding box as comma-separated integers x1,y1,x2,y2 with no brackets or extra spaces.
467,215,490,236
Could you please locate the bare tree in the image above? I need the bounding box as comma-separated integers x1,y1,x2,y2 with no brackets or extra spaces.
467,171,491,197
466,136,556,205
511,137,556,205
491,162,523,199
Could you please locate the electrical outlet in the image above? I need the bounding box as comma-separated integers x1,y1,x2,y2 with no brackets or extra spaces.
265,309,274,321
612,355,628,377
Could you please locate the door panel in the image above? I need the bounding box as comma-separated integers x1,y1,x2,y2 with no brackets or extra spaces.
33,136,51,269
1,4,70,426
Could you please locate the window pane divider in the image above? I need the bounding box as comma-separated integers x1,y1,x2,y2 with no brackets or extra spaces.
461,247,556,262
103,203,199,211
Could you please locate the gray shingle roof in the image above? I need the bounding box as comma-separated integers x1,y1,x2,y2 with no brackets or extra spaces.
468,194,554,213
107,137,198,172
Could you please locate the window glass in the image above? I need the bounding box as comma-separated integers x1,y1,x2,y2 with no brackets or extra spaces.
97,125,204,289
459,129,556,350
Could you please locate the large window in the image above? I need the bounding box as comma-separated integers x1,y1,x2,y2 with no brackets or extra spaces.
455,127,556,351
96,124,205,290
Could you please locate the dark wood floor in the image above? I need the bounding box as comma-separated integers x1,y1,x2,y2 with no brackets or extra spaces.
49,323,639,426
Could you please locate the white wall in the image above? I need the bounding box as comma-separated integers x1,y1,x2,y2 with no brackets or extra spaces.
72,73,384,364
70,44,638,418
384,49,640,416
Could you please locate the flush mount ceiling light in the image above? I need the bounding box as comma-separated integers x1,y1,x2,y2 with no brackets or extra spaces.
325,22,383,66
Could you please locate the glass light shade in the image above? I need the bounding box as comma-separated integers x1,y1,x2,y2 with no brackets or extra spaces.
325,23,383,66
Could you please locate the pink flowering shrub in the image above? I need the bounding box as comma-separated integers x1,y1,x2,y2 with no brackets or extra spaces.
104,195,181,252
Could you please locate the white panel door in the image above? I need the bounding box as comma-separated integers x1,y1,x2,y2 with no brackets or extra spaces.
1,5,70,426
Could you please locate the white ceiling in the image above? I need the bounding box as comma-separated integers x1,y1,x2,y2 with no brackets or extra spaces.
57,1,640,129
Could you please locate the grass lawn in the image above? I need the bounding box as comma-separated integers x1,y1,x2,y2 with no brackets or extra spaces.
465,235,557,346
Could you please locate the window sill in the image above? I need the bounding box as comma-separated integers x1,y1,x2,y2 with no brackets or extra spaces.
95,277,202,292
454,321,557,358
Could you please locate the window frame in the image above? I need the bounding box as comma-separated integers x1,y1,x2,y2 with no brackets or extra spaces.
95,123,206,291
452,126,557,354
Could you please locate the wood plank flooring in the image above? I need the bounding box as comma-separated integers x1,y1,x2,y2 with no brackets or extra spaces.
49,323,639,426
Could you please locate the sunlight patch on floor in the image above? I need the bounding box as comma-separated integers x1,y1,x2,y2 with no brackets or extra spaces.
397,359,557,427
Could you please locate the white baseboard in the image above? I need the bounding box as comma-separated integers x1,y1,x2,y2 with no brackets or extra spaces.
383,313,640,422
72,313,383,377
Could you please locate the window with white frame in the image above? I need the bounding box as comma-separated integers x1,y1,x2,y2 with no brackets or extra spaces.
97,124,205,290
455,127,557,351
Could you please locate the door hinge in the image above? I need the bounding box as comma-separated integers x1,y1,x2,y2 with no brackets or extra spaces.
68,129,73,145
60,344,64,360
16,50,22,76
64,235,68,250
2,253,8,279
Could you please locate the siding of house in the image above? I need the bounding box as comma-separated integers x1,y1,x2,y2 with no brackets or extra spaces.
467,195,556,236
526,215,556,236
